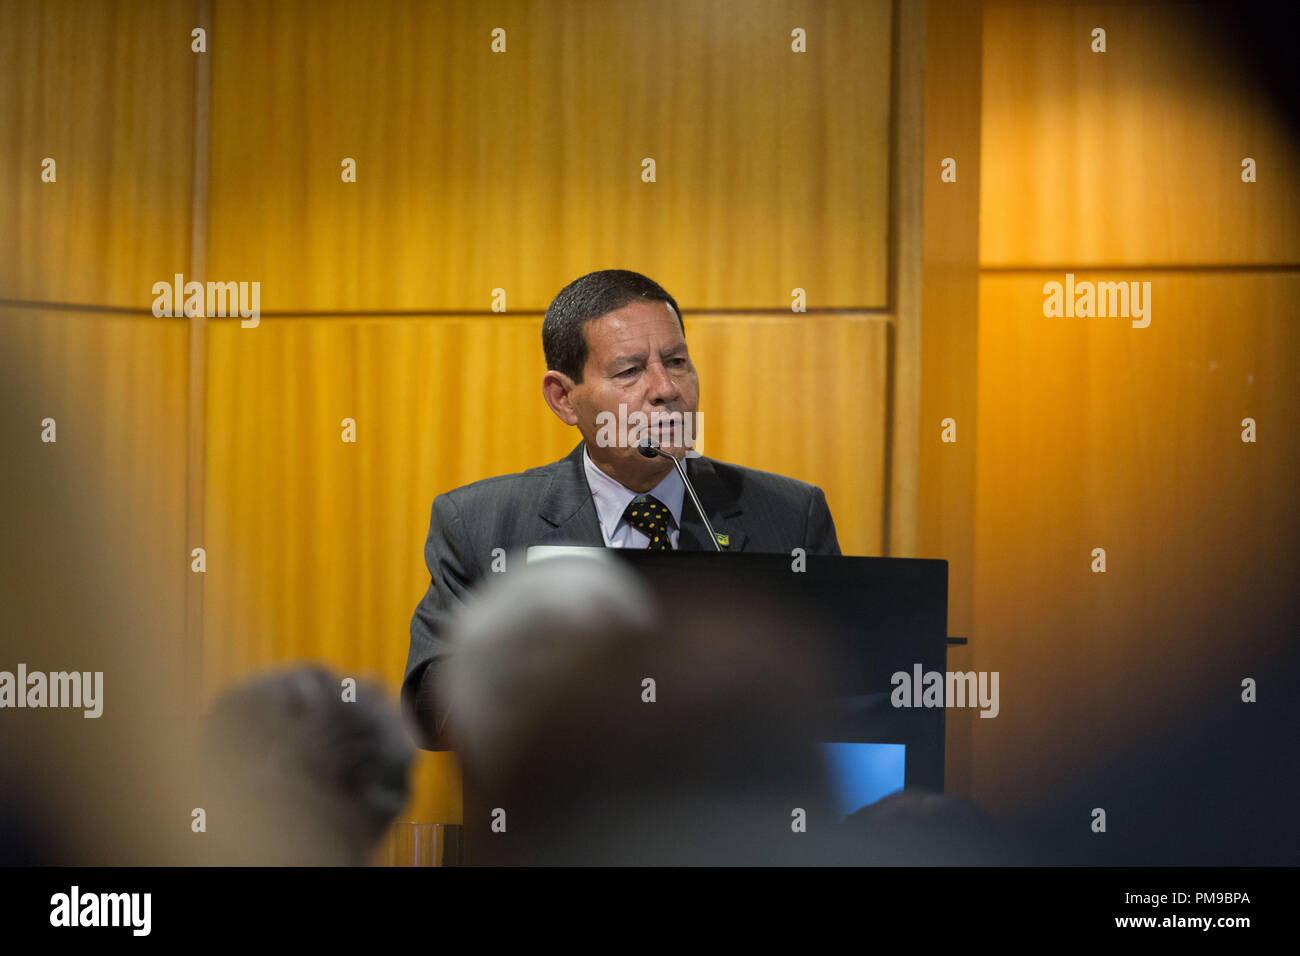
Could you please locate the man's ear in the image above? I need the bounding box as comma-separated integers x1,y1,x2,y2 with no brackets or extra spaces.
542,370,579,425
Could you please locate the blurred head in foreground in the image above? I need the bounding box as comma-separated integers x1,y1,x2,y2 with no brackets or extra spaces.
838,789,1021,865
439,554,840,865
200,666,414,865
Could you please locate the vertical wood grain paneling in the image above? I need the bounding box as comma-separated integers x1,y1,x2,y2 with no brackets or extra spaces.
202,315,575,696
0,307,190,693
205,0,892,312
981,2,1299,267
688,314,889,558
971,273,1300,815
886,0,926,557
919,0,982,800
0,0,196,306
974,3,1300,839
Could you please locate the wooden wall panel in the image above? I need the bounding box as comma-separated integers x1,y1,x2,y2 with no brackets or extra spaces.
0,0,196,306
0,307,190,694
981,2,1300,267
975,3,1300,851
205,0,892,312
886,0,926,558
970,272,1300,815
1,306,206,865
919,0,982,800
203,315,572,696
688,314,888,558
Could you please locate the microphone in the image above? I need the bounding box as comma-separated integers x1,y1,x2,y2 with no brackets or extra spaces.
637,440,723,552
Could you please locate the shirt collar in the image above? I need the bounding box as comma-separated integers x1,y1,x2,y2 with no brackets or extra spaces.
582,443,686,533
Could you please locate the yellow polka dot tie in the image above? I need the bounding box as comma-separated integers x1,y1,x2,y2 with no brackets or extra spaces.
623,494,674,550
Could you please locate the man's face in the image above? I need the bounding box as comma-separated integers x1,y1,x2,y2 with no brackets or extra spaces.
567,299,700,477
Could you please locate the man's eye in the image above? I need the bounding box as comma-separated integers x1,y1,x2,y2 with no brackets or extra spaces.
616,367,638,378
668,358,687,367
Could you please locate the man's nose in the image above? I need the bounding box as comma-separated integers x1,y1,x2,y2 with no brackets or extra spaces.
645,361,680,404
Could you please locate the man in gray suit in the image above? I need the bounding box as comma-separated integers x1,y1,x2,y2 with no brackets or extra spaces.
404,269,840,749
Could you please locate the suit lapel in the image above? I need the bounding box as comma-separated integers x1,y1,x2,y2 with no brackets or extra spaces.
536,443,604,546
535,444,746,552
677,455,747,552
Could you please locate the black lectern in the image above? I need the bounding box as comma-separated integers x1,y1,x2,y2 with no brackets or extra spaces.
610,551,952,793
457,550,951,865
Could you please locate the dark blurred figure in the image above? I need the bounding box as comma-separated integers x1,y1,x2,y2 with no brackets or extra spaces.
200,666,415,866
440,554,842,865
0,787,56,866
838,789,1023,866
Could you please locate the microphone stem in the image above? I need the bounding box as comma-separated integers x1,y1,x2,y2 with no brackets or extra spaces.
667,454,723,552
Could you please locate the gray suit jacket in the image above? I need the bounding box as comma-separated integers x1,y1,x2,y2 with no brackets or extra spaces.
403,442,840,749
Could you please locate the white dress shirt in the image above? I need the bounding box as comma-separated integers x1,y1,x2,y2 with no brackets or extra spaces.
582,443,686,549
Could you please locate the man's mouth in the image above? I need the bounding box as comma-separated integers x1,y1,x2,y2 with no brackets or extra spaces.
648,422,680,440
622,410,696,450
